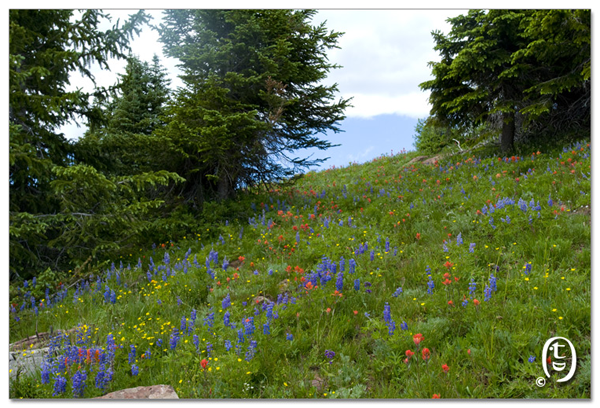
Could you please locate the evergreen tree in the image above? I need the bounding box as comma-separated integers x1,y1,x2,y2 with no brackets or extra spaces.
9,10,183,279
157,9,351,203
420,9,590,152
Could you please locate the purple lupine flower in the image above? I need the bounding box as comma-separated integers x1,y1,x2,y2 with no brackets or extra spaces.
128,345,136,365
392,287,403,297
225,339,232,351
286,333,293,341
469,243,476,253
72,370,87,398
53,376,67,396
335,272,344,292
131,365,139,376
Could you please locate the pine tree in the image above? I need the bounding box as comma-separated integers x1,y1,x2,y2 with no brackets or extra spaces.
157,9,351,203
9,10,184,279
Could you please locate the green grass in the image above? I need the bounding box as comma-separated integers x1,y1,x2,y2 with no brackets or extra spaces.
9,140,591,399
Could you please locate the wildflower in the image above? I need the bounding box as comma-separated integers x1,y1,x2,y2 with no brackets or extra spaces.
286,333,293,341
392,287,403,297
131,364,139,376
469,279,477,297
469,243,476,253
325,349,335,363
413,333,424,346
528,355,536,363
72,370,87,398
422,348,431,361
484,285,492,301
432,394,440,399
335,272,344,291
473,299,480,307
401,321,408,331
225,340,232,351
128,345,136,365
222,293,231,310
53,375,67,396
405,349,415,359
354,279,360,291
201,359,208,370
170,329,180,350
427,276,435,295
442,364,449,374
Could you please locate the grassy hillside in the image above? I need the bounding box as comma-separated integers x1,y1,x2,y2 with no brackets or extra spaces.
9,140,591,399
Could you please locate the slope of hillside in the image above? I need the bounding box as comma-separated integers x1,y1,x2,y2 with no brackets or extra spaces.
9,141,591,399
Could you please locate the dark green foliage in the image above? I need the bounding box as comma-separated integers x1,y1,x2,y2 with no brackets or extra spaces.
420,10,590,152
8,10,186,279
157,10,351,203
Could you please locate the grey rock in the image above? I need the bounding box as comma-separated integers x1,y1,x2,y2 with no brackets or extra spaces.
96,385,179,399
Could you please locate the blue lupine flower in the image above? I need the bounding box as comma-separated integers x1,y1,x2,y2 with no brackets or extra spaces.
528,355,536,363
225,339,232,351
95,365,107,389
427,276,435,295
245,340,258,361
325,349,335,363
286,333,293,341
548,195,553,207
203,311,215,328
469,243,476,253
164,252,170,265
383,303,392,324
131,364,139,376
524,263,532,275
41,360,51,384
222,293,231,310
335,272,344,291
443,242,449,252
244,317,255,336
237,329,245,344
53,376,67,396
469,279,477,297
128,345,136,365
392,287,403,297
349,259,356,273
72,370,87,398
401,321,408,331
224,311,231,327
263,322,271,335
484,284,492,301
354,279,360,291
110,290,116,304
206,342,213,357
489,274,497,292
180,316,187,333
170,329,180,350
456,232,463,245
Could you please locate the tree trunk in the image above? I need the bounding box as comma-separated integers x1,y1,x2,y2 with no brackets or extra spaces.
501,111,515,153
217,173,231,201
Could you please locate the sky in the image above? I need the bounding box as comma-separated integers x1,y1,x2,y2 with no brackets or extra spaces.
58,8,464,169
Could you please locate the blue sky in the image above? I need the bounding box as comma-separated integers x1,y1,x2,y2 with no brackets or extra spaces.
299,114,419,170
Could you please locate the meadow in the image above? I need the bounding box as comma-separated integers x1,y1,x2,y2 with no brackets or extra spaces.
9,140,591,399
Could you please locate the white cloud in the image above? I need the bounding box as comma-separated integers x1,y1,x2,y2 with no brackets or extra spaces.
59,9,462,139
316,9,463,119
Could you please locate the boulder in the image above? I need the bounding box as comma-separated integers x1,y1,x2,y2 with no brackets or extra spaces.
96,385,179,399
